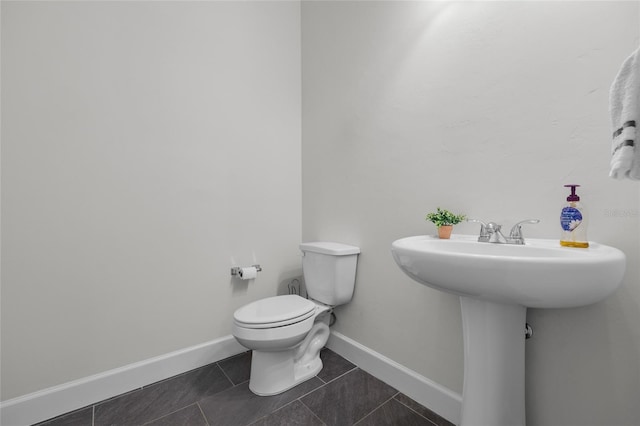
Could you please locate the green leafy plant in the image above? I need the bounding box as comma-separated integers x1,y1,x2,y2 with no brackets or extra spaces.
426,207,466,227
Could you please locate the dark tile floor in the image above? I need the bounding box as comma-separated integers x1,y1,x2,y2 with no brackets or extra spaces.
35,348,454,426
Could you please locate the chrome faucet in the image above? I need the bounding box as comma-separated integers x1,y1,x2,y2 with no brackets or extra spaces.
467,219,540,245
507,219,540,245
486,222,508,244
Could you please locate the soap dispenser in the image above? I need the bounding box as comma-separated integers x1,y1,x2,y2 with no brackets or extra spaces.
560,184,589,248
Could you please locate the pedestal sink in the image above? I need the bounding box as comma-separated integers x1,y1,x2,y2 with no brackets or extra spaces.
391,234,625,426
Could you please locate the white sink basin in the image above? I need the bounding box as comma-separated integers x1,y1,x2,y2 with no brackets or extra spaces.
391,234,625,308
391,234,626,426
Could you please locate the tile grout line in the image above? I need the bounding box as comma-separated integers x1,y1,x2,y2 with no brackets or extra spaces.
215,360,237,386
352,393,399,426
216,351,253,386
393,395,439,426
139,403,200,426
290,376,332,424
297,399,328,426
196,402,211,426
245,413,268,426
320,365,359,385
298,398,327,425
292,366,360,404
294,379,329,402
245,400,296,426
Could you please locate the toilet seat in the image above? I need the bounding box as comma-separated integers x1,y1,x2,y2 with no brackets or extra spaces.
233,295,316,329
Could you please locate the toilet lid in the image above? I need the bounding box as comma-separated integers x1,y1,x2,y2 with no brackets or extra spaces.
233,295,316,329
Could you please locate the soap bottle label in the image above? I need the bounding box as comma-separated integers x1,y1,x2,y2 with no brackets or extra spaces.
560,207,583,231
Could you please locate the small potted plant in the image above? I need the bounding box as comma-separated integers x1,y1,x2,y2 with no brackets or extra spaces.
426,207,466,239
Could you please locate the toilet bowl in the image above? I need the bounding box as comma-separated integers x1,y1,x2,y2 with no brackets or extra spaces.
232,242,360,396
232,295,332,395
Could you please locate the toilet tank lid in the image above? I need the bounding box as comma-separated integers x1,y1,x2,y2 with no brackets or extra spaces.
300,242,360,256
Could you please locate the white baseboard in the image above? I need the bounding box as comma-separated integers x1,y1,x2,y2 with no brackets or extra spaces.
0,336,246,426
326,331,462,425
1,332,461,426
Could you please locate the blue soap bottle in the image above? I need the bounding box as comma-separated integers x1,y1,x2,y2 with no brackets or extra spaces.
560,184,589,248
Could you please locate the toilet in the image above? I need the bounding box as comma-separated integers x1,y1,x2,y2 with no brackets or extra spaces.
232,242,360,396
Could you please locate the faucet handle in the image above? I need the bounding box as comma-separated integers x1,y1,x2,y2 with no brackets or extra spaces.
467,219,490,242
509,219,540,242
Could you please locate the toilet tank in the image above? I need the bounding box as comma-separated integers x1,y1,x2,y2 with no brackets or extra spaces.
299,242,360,306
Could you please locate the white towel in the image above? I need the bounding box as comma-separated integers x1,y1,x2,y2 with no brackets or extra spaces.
609,47,640,180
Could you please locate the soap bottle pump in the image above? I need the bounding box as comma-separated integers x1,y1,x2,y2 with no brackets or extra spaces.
560,184,589,248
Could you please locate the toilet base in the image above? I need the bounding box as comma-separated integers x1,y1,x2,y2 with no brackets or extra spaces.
249,321,330,396
249,349,323,396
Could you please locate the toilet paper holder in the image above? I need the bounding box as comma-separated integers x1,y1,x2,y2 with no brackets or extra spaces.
230,265,262,277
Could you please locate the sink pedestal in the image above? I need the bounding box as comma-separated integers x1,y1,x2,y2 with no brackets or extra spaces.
460,296,526,426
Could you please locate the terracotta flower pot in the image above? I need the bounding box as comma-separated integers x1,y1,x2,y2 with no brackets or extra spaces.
438,225,453,239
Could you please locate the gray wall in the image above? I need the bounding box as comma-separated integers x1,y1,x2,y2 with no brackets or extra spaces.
1,1,302,400
302,2,640,425
3,1,640,425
